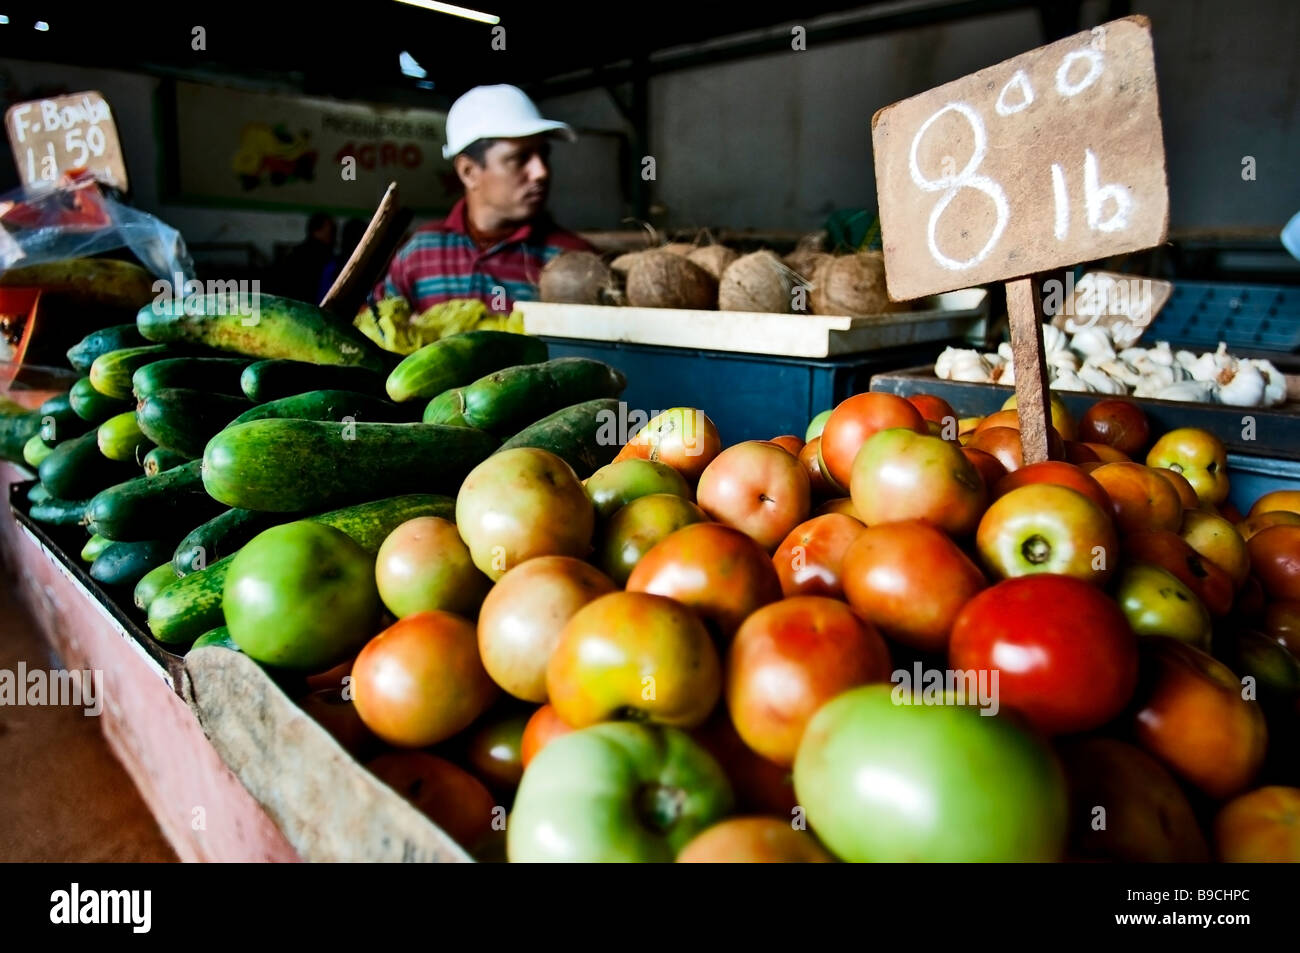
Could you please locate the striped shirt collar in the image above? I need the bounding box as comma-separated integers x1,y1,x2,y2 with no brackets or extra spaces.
437,197,562,249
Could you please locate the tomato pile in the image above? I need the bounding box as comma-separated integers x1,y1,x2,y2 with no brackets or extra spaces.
239,395,1300,862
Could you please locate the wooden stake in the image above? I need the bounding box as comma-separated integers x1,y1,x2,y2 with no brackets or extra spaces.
319,181,401,314
1005,276,1053,464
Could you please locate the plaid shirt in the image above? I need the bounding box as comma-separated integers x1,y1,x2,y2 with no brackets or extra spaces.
372,198,593,312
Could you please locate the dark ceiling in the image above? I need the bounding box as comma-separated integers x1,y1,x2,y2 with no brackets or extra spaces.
0,0,1074,106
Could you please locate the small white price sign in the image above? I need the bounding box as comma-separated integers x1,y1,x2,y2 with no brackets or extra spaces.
5,91,129,192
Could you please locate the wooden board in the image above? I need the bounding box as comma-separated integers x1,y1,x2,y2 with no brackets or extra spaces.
519,288,987,359
871,16,1168,302
184,647,474,863
5,92,128,192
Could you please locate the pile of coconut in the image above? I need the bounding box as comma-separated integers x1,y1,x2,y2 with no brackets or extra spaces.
539,240,910,317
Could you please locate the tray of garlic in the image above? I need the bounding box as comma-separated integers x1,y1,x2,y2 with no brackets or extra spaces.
932,324,1290,408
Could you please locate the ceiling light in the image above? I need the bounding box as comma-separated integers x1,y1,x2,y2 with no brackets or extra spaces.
393,0,499,26
34,20,49,31
0,16,10,25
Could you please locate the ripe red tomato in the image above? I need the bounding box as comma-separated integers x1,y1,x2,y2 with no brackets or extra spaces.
992,460,1112,513
1082,442,1130,463
692,711,797,817
772,513,865,599
1064,442,1100,465
696,440,812,552
1154,467,1199,509
520,704,574,767
727,596,892,767
626,522,783,638
1079,399,1150,457
1247,525,1300,602
949,575,1139,735
906,393,957,427
966,426,1066,473
961,447,1007,493
841,519,986,652
768,435,804,456
797,437,836,497
818,393,925,492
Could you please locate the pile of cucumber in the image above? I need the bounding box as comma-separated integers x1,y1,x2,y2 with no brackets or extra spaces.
9,291,629,653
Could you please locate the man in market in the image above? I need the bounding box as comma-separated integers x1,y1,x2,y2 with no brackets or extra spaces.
371,84,593,314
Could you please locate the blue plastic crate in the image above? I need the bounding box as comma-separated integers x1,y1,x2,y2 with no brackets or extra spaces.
539,337,947,445
1146,281,1300,352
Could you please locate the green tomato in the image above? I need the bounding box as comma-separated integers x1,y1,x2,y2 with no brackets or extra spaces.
794,684,1067,862
507,722,733,862
224,521,380,670
1116,563,1212,650
805,409,833,442
584,459,692,520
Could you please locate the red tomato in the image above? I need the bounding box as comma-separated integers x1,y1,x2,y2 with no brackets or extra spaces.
772,513,865,598
677,818,835,863
815,497,861,520
961,447,1007,492
849,428,987,537
366,752,497,851
692,711,797,817
1247,525,1300,602
520,704,574,767
1153,467,1199,509
798,437,836,497
992,460,1112,514
1263,600,1300,659
614,407,722,483
841,519,986,652
1125,529,1236,617
818,393,925,492
696,440,812,552
1079,399,1150,457
626,522,783,638
966,426,1066,473
768,435,804,456
727,596,892,767
1064,441,1100,465
1090,462,1183,535
906,393,957,427
949,575,1138,735
1082,442,1130,463
351,611,499,747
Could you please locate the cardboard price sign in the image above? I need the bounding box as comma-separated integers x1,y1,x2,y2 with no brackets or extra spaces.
871,16,1169,462
5,91,128,192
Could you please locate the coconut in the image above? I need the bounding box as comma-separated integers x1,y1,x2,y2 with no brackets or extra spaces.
609,251,649,276
808,252,893,316
687,245,739,280
717,250,794,313
784,250,832,282
625,250,718,309
661,242,695,257
538,251,613,305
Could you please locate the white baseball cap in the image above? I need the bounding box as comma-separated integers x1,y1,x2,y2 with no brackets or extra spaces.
442,85,576,159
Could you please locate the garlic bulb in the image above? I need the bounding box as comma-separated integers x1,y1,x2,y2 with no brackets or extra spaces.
1133,364,1180,397
1041,323,1069,353
1047,350,1080,374
1187,342,1236,383
1049,369,1091,392
1078,364,1128,394
997,341,1014,363
1152,380,1218,403
1218,361,1266,407
1119,346,1148,364
1175,350,1199,373
999,360,1016,386
1070,326,1116,362
1089,358,1143,388
1250,359,1288,407
1146,341,1176,367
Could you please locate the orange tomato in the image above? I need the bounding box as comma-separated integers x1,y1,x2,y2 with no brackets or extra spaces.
1146,428,1229,506
366,752,497,851
768,435,804,456
1082,442,1131,463
1238,510,1300,542
992,460,1112,514
677,817,836,863
815,497,861,519
817,392,925,492
906,393,957,427
1125,529,1237,617
1079,399,1149,457
772,513,865,599
1249,490,1300,517
798,437,836,497
962,446,1008,491
1154,468,1200,509
1090,462,1183,535
1179,509,1250,589
1214,786,1300,862
520,704,574,767
614,407,722,483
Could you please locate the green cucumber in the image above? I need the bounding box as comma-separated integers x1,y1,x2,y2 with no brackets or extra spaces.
69,377,132,424
148,494,453,645
137,292,386,372
27,483,51,504
203,419,497,512
459,357,626,434
29,496,95,526
39,407,93,446
23,433,54,468
143,447,193,476
97,411,152,463
89,345,174,399
134,562,178,611
81,534,113,562
67,324,148,374
229,389,414,427
38,431,137,499
90,539,173,589
132,356,253,399
39,393,74,419
495,398,622,478
386,331,547,402
136,388,252,457
0,411,42,464
190,626,240,652
423,388,471,426
239,359,387,402
84,460,225,541
173,507,287,576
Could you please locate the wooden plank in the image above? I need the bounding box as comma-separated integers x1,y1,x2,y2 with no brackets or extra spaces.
871,15,1169,302
184,647,474,863
1006,276,1053,463
519,289,986,359
319,181,403,316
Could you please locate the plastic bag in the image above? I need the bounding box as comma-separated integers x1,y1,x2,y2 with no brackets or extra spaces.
0,171,194,281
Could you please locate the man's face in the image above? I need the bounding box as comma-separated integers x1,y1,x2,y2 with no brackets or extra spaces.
458,136,552,224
